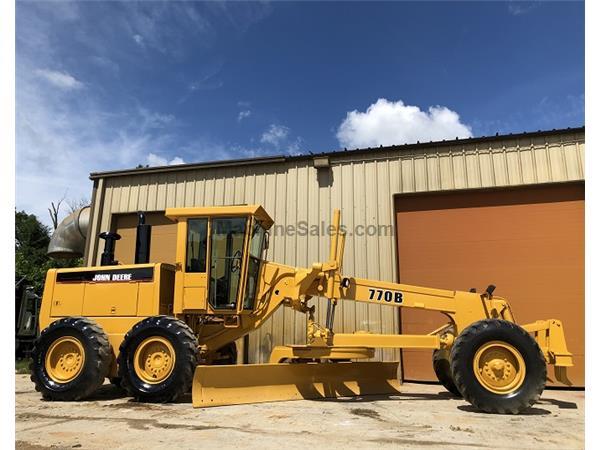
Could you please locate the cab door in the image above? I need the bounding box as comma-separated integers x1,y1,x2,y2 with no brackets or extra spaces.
208,217,248,311
181,218,209,311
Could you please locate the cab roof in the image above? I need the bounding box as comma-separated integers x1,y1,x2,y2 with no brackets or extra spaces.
165,204,274,229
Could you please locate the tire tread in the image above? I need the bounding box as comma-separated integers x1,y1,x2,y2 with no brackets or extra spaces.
450,319,546,414
30,317,111,401
117,316,198,403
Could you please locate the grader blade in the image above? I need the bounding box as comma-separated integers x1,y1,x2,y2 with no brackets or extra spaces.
192,361,402,408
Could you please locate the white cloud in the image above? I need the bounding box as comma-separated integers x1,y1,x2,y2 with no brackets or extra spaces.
237,110,251,122
132,34,144,46
138,107,175,128
260,124,290,146
15,2,271,226
35,69,83,90
286,137,303,155
89,55,120,75
507,1,540,16
18,58,180,226
146,153,185,167
336,98,472,148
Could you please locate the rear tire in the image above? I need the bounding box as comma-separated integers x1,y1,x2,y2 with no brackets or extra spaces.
432,349,461,397
30,317,111,401
450,319,546,414
118,316,199,403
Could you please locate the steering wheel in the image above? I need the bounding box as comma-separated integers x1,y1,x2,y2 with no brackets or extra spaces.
231,250,242,273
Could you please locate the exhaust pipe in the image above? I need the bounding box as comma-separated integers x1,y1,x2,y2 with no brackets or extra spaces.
99,232,121,266
47,206,90,259
135,212,152,264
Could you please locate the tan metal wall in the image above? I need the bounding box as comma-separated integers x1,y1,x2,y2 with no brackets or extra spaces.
86,130,585,364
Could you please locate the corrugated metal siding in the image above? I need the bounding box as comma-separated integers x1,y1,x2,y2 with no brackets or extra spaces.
89,131,585,363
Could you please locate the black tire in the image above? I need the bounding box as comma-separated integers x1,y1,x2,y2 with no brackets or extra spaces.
109,376,122,387
30,317,111,401
450,319,546,414
432,349,461,397
117,316,199,403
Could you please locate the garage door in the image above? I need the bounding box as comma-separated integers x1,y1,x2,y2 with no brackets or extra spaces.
395,183,584,387
113,212,177,265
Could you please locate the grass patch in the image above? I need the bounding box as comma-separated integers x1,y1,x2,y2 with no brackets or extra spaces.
16,358,32,374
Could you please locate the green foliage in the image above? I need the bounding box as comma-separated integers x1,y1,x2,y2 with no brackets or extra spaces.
15,210,81,295
15,358,32,374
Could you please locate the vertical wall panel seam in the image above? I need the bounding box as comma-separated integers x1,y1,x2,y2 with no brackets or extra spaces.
530,143,539,184
559,136,568,180
545,142,553,182
503,146,510,185
436,153,442,190
574,140,583,178
489,145,496,186
516,146,524,184
463,149,469,187
450,152,456,189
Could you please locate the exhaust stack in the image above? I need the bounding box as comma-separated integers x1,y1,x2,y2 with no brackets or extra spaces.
99,232,121,266
134,211,152,264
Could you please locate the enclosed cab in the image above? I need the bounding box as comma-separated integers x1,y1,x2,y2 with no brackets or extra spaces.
166,205,272,318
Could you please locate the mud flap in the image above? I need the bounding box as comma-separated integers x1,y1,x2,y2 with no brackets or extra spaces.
192,361,402,408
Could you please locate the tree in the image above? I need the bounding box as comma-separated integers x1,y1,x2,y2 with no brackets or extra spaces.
67,197,90,214
15,210,81,295
48,194,89,230
48,197,65,231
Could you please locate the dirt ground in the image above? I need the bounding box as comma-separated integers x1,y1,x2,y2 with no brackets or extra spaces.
15,374,584,449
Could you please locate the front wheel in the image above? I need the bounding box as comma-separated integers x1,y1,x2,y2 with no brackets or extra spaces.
450,319,546,414
118,316,199,403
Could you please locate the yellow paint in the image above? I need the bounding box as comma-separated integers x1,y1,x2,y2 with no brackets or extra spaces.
82,282,139,316
269,345,375,363
165,204,274,230
37,205,574,407
473,341,526,394
45,336,85,383
133,336,176,384
192,362,401,408
50,282,84,317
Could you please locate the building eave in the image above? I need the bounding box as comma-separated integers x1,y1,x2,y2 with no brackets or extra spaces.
89,126,584,180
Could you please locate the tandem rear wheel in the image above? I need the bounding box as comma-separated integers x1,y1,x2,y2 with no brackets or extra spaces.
432,348,461,397
30,317,111,401
117,316,199,403
450,319,547,414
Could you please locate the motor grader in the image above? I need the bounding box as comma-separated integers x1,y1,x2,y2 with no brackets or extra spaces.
31,205,573,414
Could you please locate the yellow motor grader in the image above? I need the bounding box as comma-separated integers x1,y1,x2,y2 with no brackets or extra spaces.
31,205,573,414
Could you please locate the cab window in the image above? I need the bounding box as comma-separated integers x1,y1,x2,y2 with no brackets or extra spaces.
243,220,265,309
186,218,208,273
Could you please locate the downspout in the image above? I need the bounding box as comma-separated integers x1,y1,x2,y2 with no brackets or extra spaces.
47,206,90,259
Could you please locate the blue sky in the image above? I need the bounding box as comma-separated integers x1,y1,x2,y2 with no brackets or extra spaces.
16,1,584,225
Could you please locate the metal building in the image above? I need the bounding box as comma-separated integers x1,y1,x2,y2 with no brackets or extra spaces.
82,127,585,386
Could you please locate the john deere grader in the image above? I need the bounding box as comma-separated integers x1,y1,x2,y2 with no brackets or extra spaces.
31,205,573,414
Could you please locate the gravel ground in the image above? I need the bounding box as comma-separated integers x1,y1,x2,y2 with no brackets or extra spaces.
15,374,584,449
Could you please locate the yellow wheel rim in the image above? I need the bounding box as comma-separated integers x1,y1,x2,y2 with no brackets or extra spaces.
45,336,85,383
133,337,176,384
473,341,526,394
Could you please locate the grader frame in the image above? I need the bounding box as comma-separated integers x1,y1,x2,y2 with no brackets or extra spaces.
186,208,572,407
33,205,573,413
